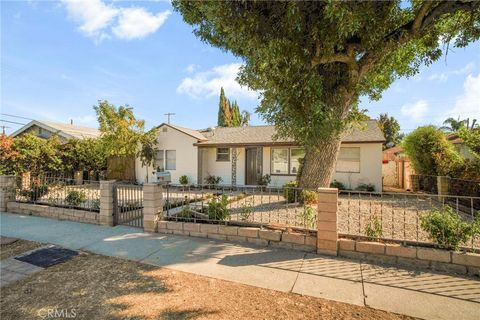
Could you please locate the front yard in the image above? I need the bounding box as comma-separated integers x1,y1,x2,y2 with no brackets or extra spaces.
0,240,413,320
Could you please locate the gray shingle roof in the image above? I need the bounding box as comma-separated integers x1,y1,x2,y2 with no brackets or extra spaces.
196,120,384,146
11,120,100,139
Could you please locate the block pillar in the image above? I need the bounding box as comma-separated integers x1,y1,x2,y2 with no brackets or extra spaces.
437,176,450,196
317,187,339,256
411,175,419,192
143,183,164,232
0,175,16,212
99,180,115,226
74,171,83,185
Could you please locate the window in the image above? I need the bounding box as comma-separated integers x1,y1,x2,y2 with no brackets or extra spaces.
271,148,289,174
216,148,230,161
290,148,305,175
166,150,176,170
336,147,360,173
155,150,164,171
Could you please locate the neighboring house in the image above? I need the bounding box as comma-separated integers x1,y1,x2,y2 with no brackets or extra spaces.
382,145,414,190
10,120,100,141
136,120,385,191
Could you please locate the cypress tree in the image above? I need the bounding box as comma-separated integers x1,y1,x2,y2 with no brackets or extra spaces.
217,87,226,126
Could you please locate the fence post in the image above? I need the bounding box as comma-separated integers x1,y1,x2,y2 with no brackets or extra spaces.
411,175,419,192
74,171,83,185
437,176,450,196
99,180,115,226
0,175,16,212
316,187,339,256
143,183,164,232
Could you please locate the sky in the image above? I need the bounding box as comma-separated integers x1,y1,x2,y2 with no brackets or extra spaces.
1,0,479,136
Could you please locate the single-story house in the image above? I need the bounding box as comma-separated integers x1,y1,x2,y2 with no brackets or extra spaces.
135,120,385,191
10,120,100,141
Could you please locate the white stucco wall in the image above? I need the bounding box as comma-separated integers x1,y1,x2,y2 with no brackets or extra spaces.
135,126,199,185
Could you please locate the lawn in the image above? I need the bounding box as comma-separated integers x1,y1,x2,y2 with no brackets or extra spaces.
0,241,413,320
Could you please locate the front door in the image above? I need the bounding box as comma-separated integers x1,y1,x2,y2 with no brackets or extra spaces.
246,147,262,185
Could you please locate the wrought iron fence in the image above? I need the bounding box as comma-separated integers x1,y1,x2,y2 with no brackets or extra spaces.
164,184,317,230
15,176,100,212
448,177,480,210
114,184,143,228
415,175,438,194
338,190,480,251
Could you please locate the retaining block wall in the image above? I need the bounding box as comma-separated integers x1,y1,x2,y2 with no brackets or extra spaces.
157,221,317,252
338,238,480,276
7,202,99,224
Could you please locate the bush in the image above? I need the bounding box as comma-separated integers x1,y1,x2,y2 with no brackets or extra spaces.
205,174,222,186
207,194,230,220
179,175,189,185
330,180,346,190
420,206,473,250
20,185,49,202
240,203,253,221
283,181,299,203
65,190,87,206
356,183,375,192
301,205,316,228
403,126,463,176
300,190,317,204
257,174,271,186
365,216,383,241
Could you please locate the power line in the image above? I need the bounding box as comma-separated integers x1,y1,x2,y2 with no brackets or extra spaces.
0,119,26,126
0,113,34,121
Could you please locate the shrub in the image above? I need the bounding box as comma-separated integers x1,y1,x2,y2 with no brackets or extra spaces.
283,181,299,203
403,126,463,176
20,185,48,202
356,183,375,192
65,190,87,206
205,174,222,186
330,180,346,190
301,205,316,228
365,216,383,241
91,198,100,211
179,175,189,185
300,190,317,204
240,203,253,221
257,174,271,186
420,206,473,250
207,194,230,220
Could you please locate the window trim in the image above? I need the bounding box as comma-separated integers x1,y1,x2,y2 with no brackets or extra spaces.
335,147,361,173
165,150,176,171
270,147,305,176
216,147,230,162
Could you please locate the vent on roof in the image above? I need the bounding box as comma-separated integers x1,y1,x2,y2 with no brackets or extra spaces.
162,127,168,132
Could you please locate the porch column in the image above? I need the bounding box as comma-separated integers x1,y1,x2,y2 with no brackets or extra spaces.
143,183,164,232
0,175,16,212
99,180,115,226
231,148,237,186
316,187,339,256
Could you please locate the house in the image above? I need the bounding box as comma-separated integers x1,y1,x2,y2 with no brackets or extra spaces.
135,120,385,191
10,120,100,141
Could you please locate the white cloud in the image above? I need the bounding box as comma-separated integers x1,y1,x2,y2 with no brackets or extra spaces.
112,8,170,40
428,73,448,83
452,62,475,75
447,73,480,120
61,0,169,42
177,63,258,100
185,64,198,73
401,100,429,122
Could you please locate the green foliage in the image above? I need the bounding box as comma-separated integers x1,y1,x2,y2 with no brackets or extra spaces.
458,128,480,158
62,138,107,174
301,205,316,229
218,87,227,126
300,190,317,205
403,126,464,176
179,175,189,185
91,198,100,211
420,206,473,250
365,216,383,241
283,181,299,203
217,87,247,127
330,180,346,190
137,127,159,170
205,174,222,185
441,117,467,133
0,135,19,175
377,113,401,149
257,174,271,186
20,184,49,202
240,203,253,221
207,195,230,220
65,190,87,207
356,183,375,192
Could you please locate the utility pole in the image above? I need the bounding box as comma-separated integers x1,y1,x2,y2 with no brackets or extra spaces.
0,125,9,135
164,113,175,124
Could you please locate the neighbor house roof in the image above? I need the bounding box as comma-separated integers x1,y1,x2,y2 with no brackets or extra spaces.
10,120,101,140
195,120,385,146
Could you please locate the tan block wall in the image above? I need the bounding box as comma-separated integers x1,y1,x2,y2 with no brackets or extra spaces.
156,221,317,253
316,188,338,256
143,183,164,232
7,202,99,224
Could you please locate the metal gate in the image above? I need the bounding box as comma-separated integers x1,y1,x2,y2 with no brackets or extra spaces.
113,184,143,228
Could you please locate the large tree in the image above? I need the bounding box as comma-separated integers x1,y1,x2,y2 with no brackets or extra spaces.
377,113,402,149
173,1,480,188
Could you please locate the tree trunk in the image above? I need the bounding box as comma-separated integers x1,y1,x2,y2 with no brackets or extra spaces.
299,136,342,189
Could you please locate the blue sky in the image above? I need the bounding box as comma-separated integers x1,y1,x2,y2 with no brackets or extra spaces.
1,1,479,135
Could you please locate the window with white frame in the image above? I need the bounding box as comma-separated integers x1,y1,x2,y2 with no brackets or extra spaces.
336,147,360,173
155,150,164,171
271,148,305,175
166,150,176,170
216,148,230,161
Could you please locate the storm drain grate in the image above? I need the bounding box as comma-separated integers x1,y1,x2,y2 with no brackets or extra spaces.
15,246,79,268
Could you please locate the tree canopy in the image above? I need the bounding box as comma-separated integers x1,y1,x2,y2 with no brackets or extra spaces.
173,0,480,188
377,113,402,149
217,87,249,127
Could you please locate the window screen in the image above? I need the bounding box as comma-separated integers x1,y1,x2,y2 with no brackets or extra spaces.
166,150,176,170
336,147,360,173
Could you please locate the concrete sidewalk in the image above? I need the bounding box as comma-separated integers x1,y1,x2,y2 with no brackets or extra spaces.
1,212,479,320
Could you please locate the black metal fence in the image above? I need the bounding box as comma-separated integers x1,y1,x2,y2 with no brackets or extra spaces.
416,175,438,194
164,184,317,230
113,184,143,228
15,176,100,212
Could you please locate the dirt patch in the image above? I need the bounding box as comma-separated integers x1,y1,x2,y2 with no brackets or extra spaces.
0,240,43,260
1,252,413,320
